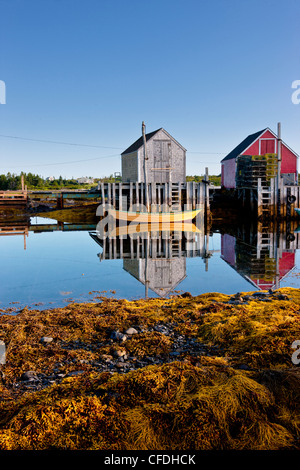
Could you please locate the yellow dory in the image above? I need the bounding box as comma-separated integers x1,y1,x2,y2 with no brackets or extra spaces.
107,208,201,223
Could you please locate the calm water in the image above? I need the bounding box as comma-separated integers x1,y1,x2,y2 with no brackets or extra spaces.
1,215,300,312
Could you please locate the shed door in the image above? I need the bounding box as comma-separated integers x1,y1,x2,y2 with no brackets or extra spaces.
260,139,276,155
153,140,171,183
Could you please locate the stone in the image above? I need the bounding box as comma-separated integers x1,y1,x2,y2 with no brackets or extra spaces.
180,292,192,298
67,370,85,377
125,327,138,335
113,349,127,358
102,354,113,362
20,371,39,382
110,330,127,342
275,294,289,300
40,336,53,343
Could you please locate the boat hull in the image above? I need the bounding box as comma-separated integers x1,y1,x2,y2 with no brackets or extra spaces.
108,208,201,223
109,222,201,237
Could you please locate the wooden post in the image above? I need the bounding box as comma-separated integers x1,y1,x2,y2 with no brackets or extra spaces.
136,182,139,209
102,237,106,260
108,183,112,206
130,182,133,210
257,178,262,217
277,122,282,219
112,182,116,207
192,182,196,210
142,121,149,211
168,182,172,209
270,177,274,218
57,193,64,209
158,183,161,211
130,236,134,259
164,182,168,210
283,184,287,218
151,182,156,211
291,186,296,217
141,182,144,208
186,182,191,210
204,167,209,217
120,235,123,258
119,183,123,211
101,183,105,207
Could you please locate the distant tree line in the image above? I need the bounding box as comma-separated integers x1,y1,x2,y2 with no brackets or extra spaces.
0,172,221,190
186,174,221,185
0,172,99,190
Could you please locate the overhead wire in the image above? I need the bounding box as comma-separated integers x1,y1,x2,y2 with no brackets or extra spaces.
0,133,226,168
0,134,123,150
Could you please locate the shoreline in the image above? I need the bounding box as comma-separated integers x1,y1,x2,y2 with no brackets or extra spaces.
0,288,300,450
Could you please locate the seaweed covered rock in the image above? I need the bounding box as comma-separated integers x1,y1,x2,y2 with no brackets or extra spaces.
0,288,300,450
0,361,299,450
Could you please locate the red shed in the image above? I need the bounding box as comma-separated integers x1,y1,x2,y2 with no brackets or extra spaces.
221,128,299,188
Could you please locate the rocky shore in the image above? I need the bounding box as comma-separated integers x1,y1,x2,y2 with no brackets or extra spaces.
0,288,300,450
4,322,222,395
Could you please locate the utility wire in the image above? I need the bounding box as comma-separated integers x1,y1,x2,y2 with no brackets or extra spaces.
1,154,120,169
0,134,124,150
0,133,226,169
0,133,227,154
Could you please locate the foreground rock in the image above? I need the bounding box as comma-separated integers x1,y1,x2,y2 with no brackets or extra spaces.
0,288,300,450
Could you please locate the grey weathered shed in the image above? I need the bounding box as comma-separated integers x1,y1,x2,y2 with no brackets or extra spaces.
121,127,186,183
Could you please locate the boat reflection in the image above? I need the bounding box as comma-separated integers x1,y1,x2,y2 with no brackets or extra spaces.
91,219,300,297
90,225,211,298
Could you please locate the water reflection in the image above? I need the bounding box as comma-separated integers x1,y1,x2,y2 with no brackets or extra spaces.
0,217,96,250
90,219,300,296
219,221,299,290
1,213,300,308
90,228,211,298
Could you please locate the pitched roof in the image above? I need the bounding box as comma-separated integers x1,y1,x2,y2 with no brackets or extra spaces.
221,129,267,162
121,128,162,155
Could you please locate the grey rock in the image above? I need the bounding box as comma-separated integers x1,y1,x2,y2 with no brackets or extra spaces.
40,336,53,343
236,363,251,370
20,371,39,382
67,370,85,377
125,327,138,335
110,330,127,342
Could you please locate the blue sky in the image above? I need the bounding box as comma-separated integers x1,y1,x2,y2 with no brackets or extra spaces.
0,0,299,178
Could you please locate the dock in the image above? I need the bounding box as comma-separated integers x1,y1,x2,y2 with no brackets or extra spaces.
0,181,211,218
236,177,300,220
98,181,210,214
0,190,28,206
